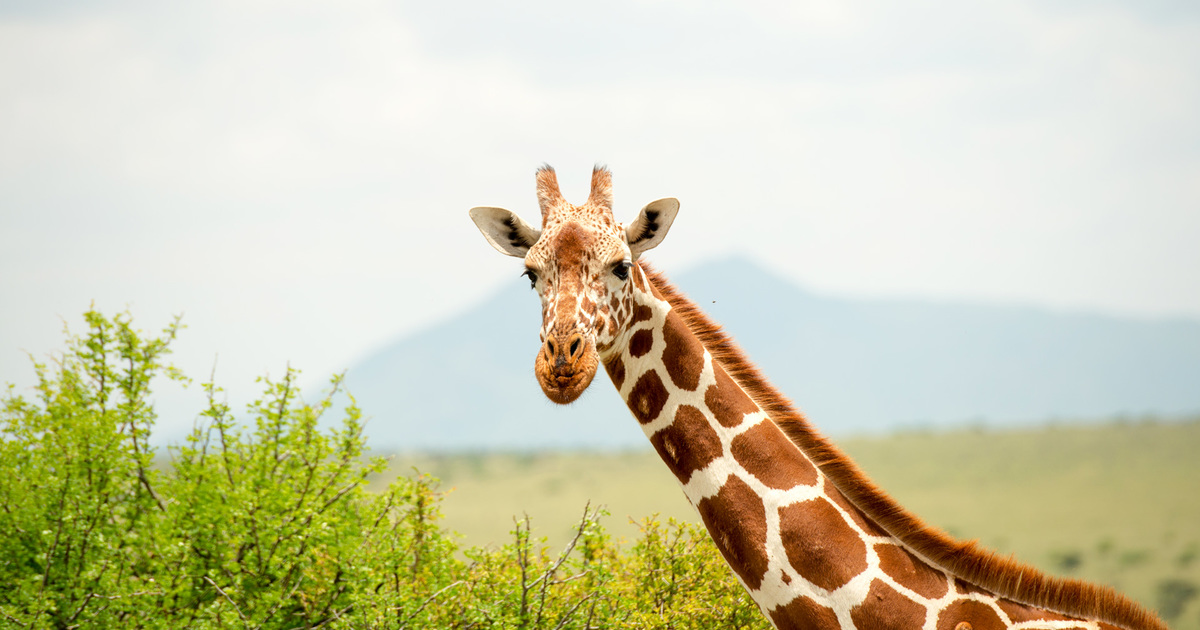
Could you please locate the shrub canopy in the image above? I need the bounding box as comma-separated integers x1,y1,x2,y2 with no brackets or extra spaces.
0,309,768,629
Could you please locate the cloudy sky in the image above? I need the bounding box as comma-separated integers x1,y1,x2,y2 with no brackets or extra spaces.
2,0,1197,442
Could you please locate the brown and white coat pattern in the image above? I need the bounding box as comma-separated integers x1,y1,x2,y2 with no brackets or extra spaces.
469,165,1166,630
609,266,1125,630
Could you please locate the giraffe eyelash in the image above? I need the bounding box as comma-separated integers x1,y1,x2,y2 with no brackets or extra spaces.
521,269,538,289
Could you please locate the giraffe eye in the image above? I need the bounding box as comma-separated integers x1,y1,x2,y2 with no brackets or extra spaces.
521,268,538,289
612,261,632,281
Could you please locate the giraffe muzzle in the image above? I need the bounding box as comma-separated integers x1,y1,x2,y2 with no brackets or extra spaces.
534,331,598,404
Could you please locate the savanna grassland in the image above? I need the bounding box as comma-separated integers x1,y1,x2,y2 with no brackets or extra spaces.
378,419,1200,629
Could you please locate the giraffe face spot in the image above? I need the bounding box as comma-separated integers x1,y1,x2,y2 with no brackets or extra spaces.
936,600,1006,630
768,595,841,630
629,329,654,358
705,367,759,428
851,579,929,630
731,421,818,490
650,405,723,484
662,310,704,391
696,475,771,591
627,370,668,424
778,498,868,592
876,542,949,599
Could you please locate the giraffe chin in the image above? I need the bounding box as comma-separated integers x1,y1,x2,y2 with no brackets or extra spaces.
534,347,599,405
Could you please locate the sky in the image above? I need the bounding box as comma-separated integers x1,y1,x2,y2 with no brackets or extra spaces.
1,0,1198,443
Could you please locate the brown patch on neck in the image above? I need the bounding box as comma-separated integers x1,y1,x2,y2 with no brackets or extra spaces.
629,329,654,358
705,366,758,428
875,542,949,599
779,498,868,591
937,601,1006,630
851,580,929,630
627,370,668,424
604,354,626,389
696,475,770,591
730,421,818,490
769,596,840,630
996,599,1079,624
649,405,723,484
638,262,1167,630
630,303,653,325
661,310,704,390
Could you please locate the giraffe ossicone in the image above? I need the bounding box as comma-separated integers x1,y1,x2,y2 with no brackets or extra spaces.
468,165,1166,630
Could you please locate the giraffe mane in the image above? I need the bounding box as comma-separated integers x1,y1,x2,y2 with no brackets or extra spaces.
640,263,1167,630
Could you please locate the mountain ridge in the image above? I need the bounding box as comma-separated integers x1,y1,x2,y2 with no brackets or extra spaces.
342,256,1200,451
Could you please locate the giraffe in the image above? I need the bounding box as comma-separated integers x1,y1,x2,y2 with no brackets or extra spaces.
468,165,1167,630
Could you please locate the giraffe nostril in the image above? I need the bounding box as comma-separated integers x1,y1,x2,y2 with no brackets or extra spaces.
569,337,581,358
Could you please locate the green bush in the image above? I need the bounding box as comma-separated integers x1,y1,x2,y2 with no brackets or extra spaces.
0,309,768,629
1048,549,1084,573
1157,578,1198,622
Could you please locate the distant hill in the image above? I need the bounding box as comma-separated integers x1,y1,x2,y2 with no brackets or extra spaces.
342,257,1200,451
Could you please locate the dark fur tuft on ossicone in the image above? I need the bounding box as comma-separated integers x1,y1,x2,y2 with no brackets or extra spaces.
587,164,613,211
535,164,564,223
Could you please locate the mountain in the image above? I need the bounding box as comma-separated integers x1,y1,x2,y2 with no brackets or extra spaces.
342,257,1200,451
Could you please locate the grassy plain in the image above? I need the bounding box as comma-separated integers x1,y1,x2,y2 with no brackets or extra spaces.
374,419,1200,628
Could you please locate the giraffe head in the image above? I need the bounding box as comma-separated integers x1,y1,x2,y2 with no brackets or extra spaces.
469,165,679,404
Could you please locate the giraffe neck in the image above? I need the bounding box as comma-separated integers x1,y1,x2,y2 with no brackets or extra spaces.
600,264,1164,630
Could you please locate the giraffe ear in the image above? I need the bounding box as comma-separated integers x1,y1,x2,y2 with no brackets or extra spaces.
625,198,679,259
469,206,542,257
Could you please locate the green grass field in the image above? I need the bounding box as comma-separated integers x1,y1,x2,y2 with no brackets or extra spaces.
374,419,1200,628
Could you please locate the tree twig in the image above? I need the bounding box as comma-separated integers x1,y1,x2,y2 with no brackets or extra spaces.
204,576,249,626
395,580,465,629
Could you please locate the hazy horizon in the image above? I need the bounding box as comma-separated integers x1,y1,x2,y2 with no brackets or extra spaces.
3,0,1198,442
